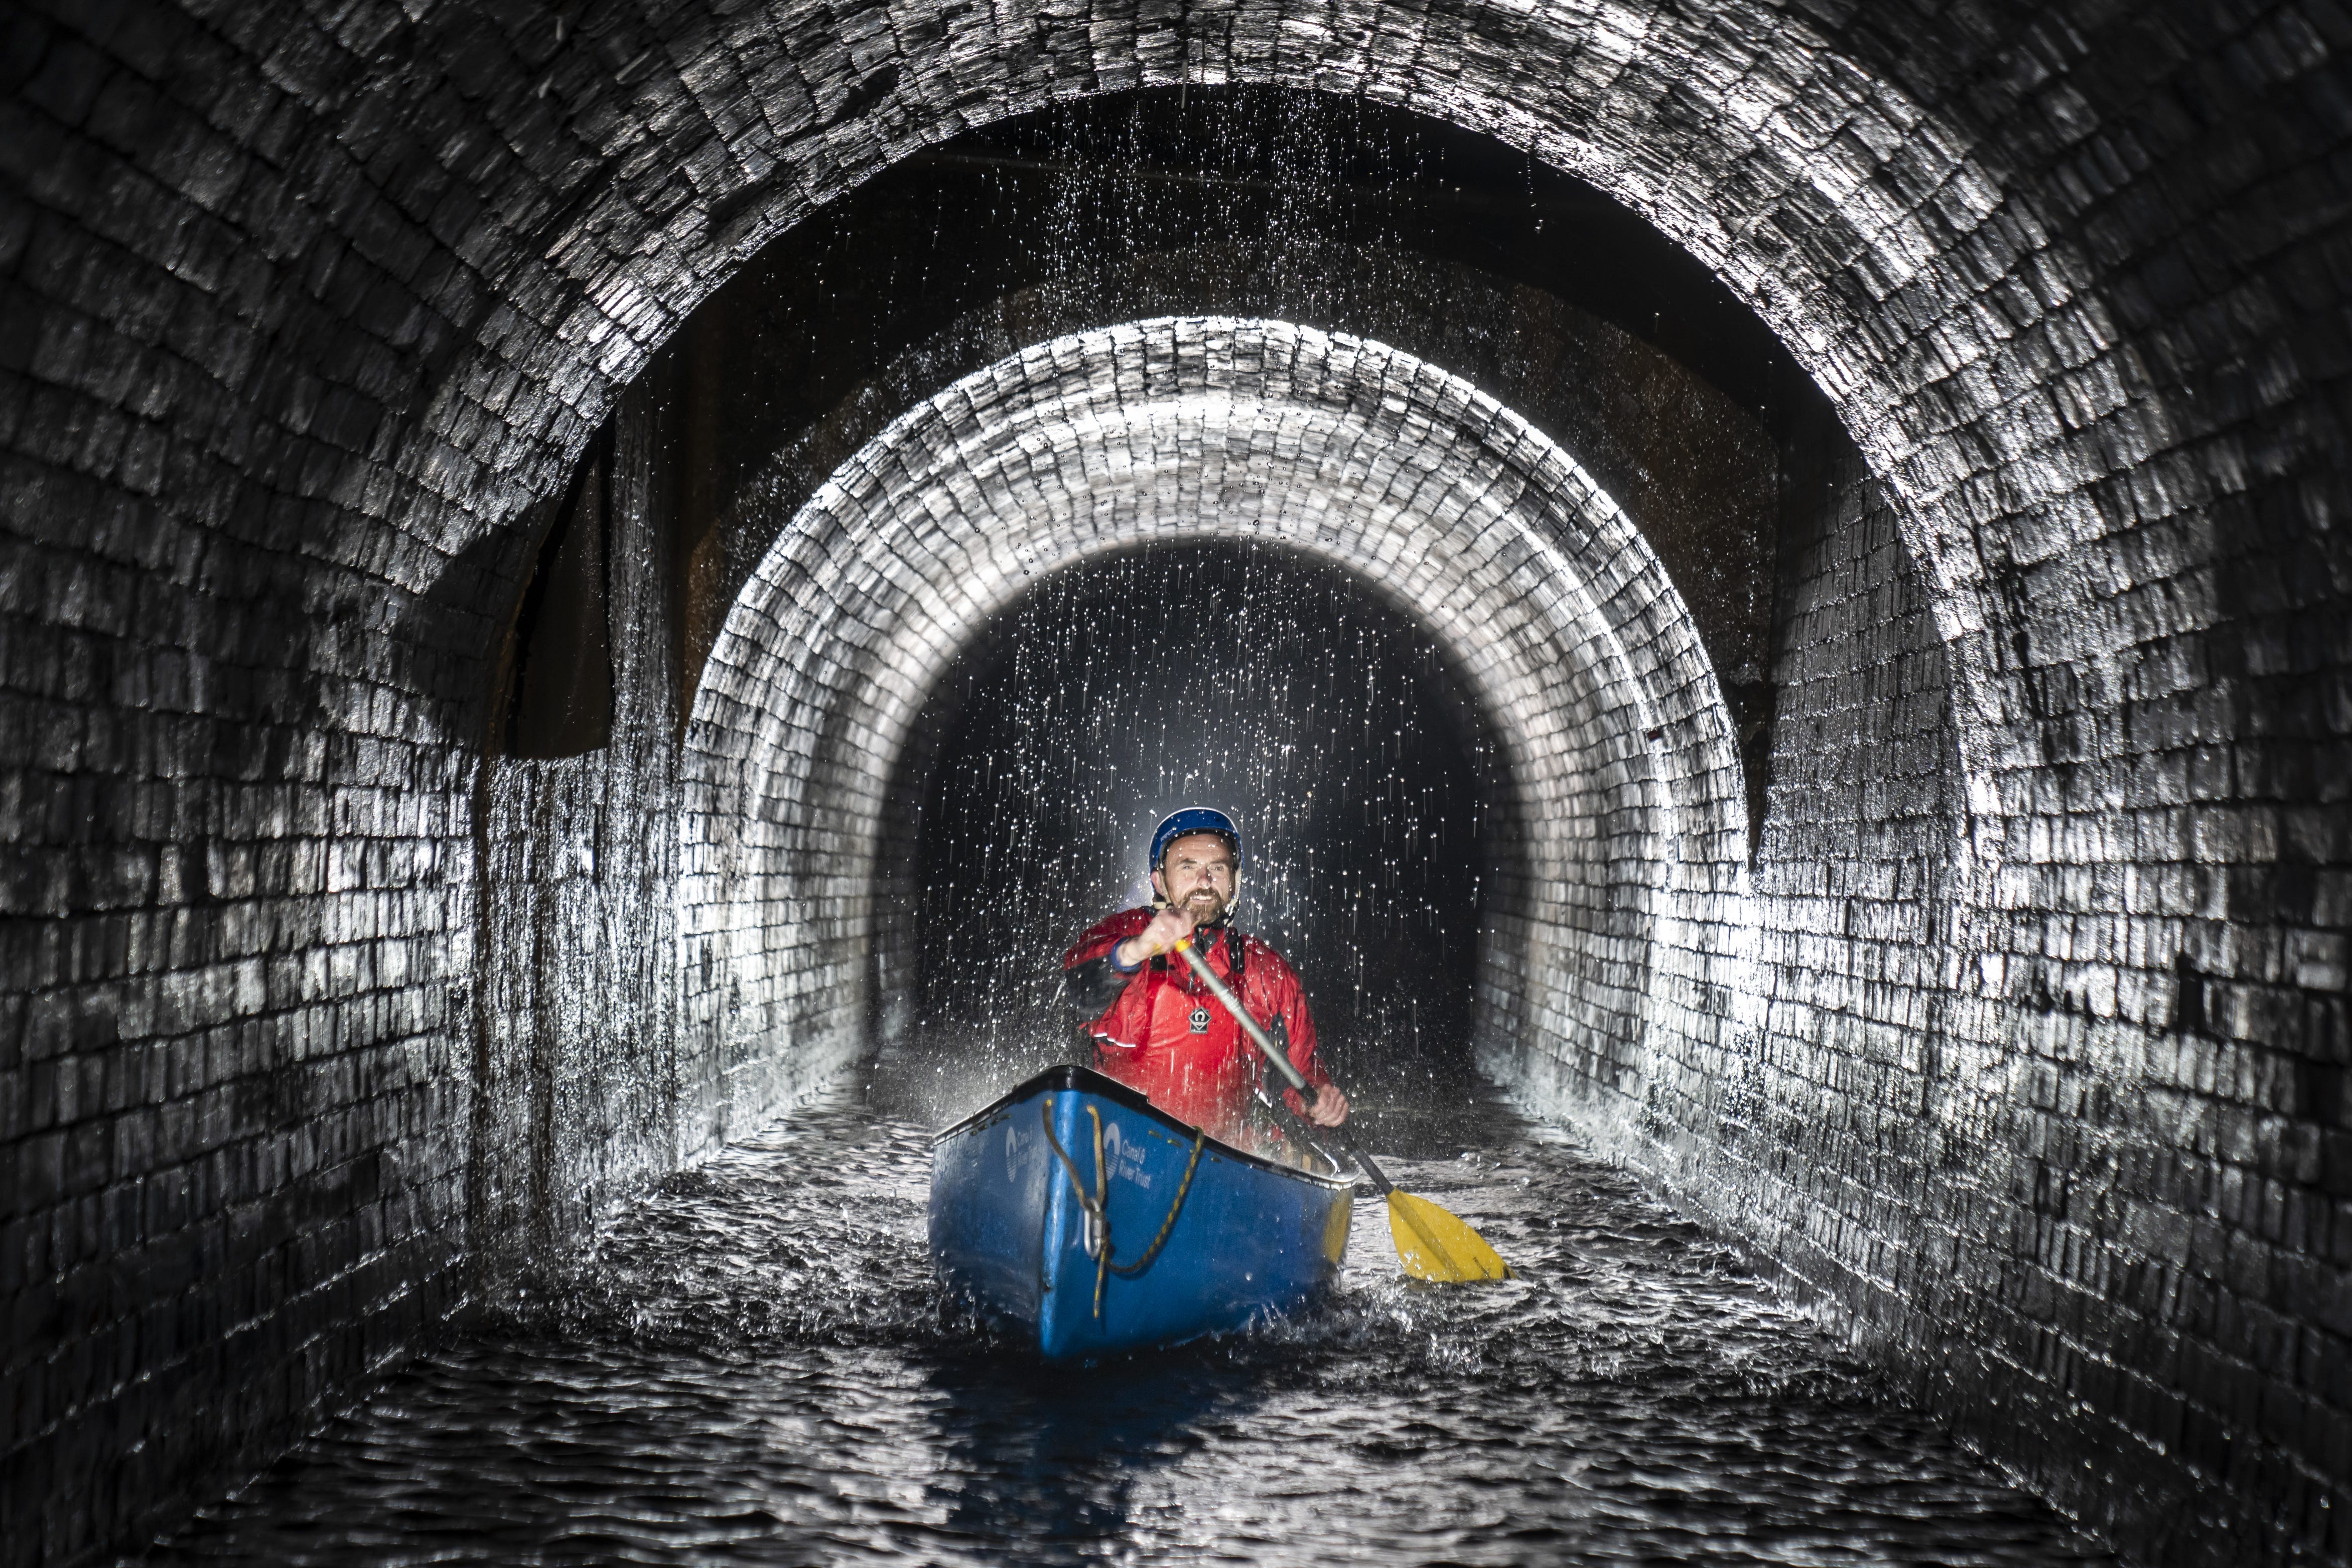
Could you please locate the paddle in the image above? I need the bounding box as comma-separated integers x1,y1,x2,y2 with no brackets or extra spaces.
1170,933,1514,1283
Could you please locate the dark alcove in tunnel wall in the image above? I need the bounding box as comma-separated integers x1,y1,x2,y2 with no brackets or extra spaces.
876,540,1503,1116
502,426,616,762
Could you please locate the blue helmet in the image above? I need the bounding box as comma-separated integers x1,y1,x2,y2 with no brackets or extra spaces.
1149,807,1242,873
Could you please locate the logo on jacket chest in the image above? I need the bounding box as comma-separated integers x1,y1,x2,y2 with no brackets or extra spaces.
1188,1006,1211,1034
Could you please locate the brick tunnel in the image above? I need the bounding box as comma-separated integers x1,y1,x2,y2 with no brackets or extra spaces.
3,4,2347,1565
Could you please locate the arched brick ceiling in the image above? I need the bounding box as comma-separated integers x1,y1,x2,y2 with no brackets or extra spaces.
26,0,2266,791
678,186,1788,737
26,8,2319,1010
677,317,1748,1138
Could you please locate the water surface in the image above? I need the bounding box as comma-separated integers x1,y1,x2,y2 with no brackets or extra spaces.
142,1070,2110,1566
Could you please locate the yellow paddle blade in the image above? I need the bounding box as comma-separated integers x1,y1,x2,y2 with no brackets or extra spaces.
1385,1189,1514,1282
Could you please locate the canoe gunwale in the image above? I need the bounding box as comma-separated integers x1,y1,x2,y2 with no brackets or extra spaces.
930,1064,1355,1193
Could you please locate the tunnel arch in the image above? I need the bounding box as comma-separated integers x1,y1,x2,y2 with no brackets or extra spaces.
11,6,2347,1564
678,316,1751,1144
367,4,2145,835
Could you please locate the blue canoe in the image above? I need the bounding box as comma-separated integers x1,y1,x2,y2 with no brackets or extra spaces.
929,1066,1355,1358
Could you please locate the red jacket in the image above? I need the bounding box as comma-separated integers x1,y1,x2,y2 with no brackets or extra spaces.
1061,909,1332,1147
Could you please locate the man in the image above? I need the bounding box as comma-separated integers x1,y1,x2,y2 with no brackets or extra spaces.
1062,807,1349,1149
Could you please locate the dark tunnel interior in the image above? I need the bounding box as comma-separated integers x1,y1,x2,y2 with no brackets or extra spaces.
892,542,1502,1110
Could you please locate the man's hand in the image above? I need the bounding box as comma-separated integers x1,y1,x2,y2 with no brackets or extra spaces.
1114,908,1198,969
1302,1084,1349,1127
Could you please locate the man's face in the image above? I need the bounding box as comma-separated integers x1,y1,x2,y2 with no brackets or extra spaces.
1153,833,1237,925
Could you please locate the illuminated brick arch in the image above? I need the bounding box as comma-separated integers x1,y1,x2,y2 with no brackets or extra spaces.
682,317,1746,1129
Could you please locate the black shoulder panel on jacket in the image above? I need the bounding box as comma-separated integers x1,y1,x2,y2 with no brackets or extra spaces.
1061,955,1134,1013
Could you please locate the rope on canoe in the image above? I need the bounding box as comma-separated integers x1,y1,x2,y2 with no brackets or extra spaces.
1106,1112,1208,1279
1041,1096,1208,1319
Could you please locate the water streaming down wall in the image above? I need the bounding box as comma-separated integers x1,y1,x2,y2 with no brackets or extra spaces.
4,9,2348,1568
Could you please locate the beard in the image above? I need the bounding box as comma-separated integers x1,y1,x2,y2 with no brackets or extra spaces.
1176,886,1229,924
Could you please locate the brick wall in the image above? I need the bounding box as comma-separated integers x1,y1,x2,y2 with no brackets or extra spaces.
3,1,2346,1564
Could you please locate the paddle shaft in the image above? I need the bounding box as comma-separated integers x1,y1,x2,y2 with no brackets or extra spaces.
1170,934,1394,1196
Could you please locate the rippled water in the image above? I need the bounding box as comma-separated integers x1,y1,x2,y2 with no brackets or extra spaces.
141,1067,2110,1566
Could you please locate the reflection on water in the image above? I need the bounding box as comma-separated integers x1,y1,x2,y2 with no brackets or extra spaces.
140,1067,2109,1566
